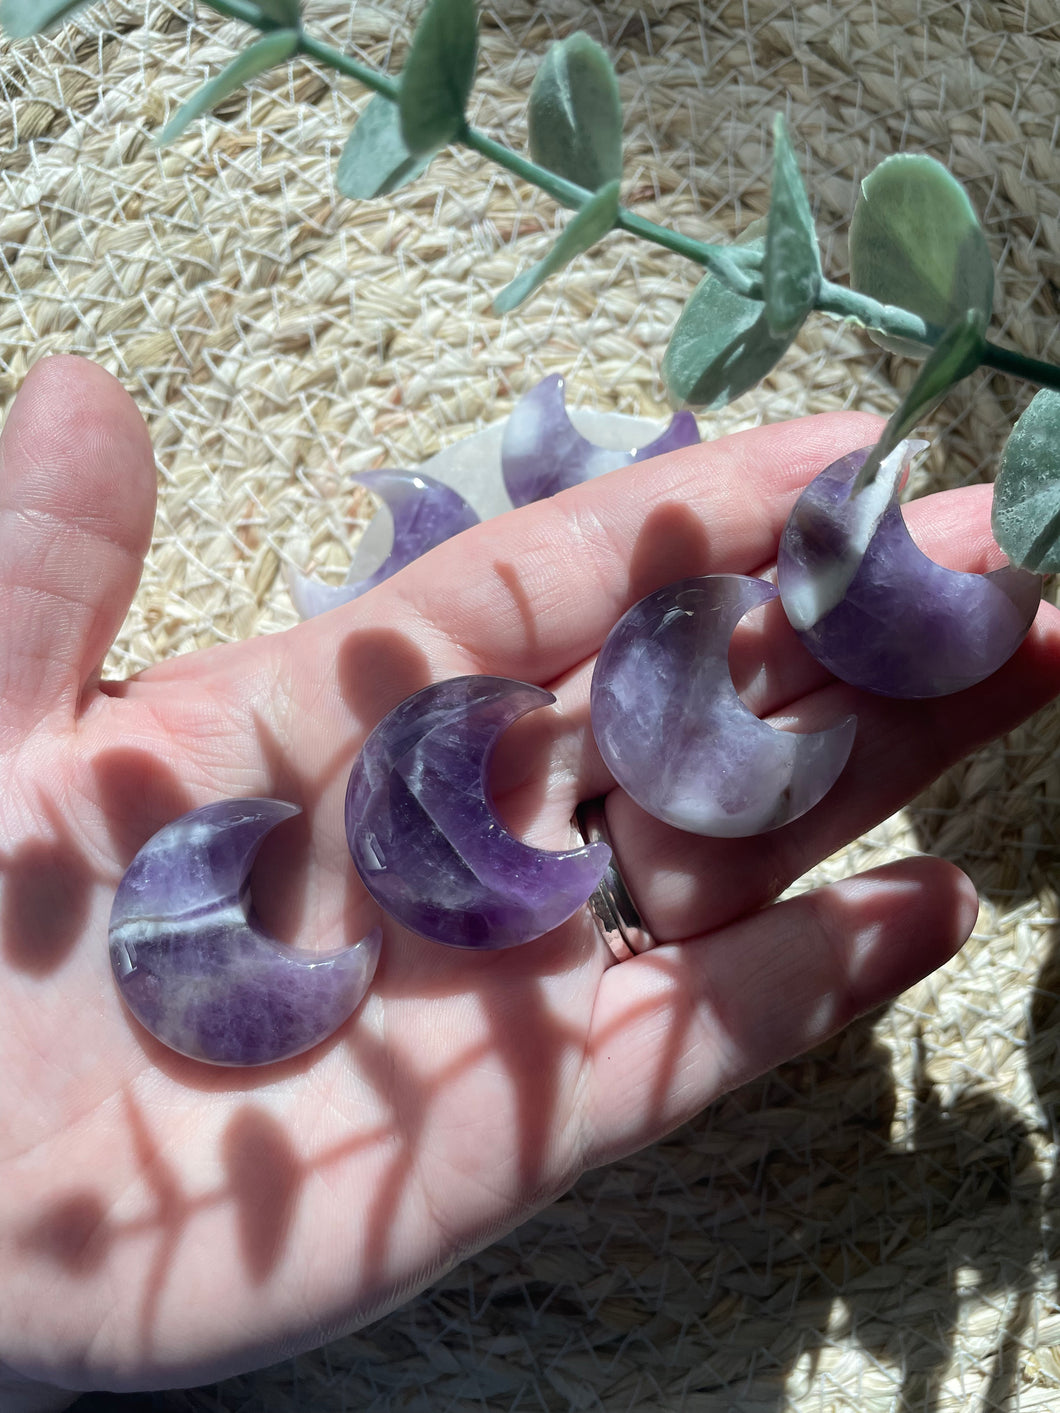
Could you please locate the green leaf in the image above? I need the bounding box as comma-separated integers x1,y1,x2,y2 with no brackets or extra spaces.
662,239,793,408
255,0,301,23
763,113,820,337
399,0,478,157
855,308,987,488
493,180,620,314
528,33,623,194
849,152,994,355
337,94,433,200
156,29,300,147
992,390,1060,573
0,0,93,36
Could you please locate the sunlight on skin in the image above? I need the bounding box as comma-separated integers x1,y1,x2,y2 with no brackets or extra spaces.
582,860,981,1168
1,356,1058,1404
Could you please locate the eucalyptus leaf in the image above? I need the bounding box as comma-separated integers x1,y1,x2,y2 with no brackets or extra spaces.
156,29,300,147
337,94,433,199
856,308,987,487
662,239,792,408
399,0,478,156
0,0,92,36
849,152,994,355
493,180,620,314
763,113,820,337
993,389,1060,573
528,33,623,194
255,0,301,23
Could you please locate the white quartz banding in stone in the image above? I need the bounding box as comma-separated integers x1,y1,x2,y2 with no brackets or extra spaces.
109,799,381,1066
781,440,928,632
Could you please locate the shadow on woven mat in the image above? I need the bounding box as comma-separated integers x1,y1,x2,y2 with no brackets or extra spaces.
1028,928,1060,1309
908,696,1060,909
64,1013,1047,1413
8,0,1060,1407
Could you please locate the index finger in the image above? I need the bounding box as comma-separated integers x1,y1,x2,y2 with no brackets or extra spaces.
375,410,885,687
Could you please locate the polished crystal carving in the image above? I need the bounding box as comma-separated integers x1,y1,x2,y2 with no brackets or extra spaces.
590,574,856,836
501,373,700,506
289,469,479,618
776,443,1042,697
109,799,381,1066
345,675,611,948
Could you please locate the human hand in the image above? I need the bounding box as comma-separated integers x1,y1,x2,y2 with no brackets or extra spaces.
2,355,1058,1403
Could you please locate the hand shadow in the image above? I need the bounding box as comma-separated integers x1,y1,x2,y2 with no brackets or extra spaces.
58,1004,1046,1411
1025,920,1060,1295
907,693,1060,909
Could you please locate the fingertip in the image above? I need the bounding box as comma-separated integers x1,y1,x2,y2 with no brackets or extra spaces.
779,407,887,461
7,355,156,559
0,354,157,735
952,861,983,948
835,856,978,1012
582,854,978,1169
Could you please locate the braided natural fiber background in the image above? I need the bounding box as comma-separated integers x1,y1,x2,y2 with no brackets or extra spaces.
4,1,1059,1408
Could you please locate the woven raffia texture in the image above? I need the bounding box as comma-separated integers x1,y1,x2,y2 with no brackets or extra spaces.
5,1,1060,1409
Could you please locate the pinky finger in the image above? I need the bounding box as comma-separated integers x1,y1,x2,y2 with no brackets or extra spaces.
580,856,978,1170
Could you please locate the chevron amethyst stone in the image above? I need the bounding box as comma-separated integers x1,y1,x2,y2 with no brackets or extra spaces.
777,442,1042,697
109,799,381,1066
289,469,479,618
501,374,700,507
345,676,611,948
591,575,855,836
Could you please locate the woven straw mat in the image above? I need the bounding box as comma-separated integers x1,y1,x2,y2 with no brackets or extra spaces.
5,1,1060,1409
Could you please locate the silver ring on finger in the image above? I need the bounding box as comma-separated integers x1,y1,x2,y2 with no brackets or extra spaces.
574,797,656,963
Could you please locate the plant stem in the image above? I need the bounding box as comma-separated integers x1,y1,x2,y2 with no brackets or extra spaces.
462,128,758,291
817,281,1060,392
978,342,1060,392
206,0,285,28
296,34,396,101
204,2,1060,394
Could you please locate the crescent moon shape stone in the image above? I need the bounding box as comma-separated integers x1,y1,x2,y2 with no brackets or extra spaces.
345,676,612,949
109,799,381,1066
590,575,857,837
501,373,700,507
776,443,1042,697
288,470,480,618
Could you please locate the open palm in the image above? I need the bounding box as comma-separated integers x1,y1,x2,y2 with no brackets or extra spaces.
2,355,1058,1405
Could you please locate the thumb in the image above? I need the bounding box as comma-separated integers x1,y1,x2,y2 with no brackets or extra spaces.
0,355,156,745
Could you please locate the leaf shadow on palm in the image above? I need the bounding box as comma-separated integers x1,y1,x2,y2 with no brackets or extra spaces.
9,416,1049,1400
1,798,98,977
9,496,748,1384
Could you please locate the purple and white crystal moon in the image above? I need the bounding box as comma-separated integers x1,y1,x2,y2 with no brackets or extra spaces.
345,676,611,948
109,799,381,1066
591,575,857,837
288,470,480,619
501,373,700,507
776,441,1042,698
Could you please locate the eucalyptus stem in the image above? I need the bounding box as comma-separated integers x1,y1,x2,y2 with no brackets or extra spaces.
462,127,758,292
979,342,1060,393
817,281,1060,393
295,17,758,289
206,0,287,29
206,1,1060,394
297,31,398,102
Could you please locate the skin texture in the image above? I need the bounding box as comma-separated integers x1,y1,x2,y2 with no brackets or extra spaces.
2,355,1060,1405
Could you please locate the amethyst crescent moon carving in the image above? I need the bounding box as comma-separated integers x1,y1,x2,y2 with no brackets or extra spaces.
501,373,700,507
345,676,611,948
776,441,1042,698
109,799,381,1066
590,575,857,837
288,470,480,619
